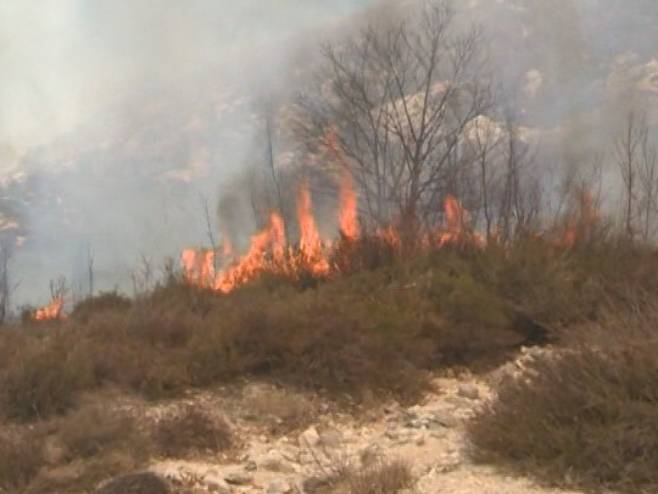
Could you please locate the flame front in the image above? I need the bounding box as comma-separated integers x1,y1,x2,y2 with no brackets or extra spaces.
181,176,488,294
214,212,287,293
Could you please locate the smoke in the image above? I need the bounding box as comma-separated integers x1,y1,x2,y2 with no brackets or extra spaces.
2,0,658,308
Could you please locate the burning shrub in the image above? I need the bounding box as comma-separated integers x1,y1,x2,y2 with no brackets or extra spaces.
467,310,658,493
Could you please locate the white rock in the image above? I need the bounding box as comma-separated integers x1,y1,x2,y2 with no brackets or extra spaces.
224,471,253,486
457,383,480,400
298,426,321,448
266,479,293,494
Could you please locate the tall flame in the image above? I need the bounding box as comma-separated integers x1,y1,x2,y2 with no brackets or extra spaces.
339,169,359,240
214,212,287,293
181,248,215,287
437,196,485,248
297,181,330,275
181,180,488,294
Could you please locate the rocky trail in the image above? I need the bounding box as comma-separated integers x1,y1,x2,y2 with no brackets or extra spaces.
99,348,582,494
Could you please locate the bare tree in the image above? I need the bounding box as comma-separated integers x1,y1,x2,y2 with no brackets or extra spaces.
0,240,12,324
637,120,658,242
87,242,94,298
200,194,218,272
296,0,493,231
494,113,541,242
463,115,504,240
615,110,649,241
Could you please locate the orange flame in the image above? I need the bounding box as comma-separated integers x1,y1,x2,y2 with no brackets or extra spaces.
297,181,330,276
181,248,215,287
437,196,485,248
559,189,598,248
34,297,65,321
181,183,487,294
339,169,359,240
214,212,287,293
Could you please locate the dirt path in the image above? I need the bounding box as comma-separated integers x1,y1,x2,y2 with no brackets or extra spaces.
143,354,583,494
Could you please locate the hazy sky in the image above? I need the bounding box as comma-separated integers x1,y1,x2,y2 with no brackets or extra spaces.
0,0,374,155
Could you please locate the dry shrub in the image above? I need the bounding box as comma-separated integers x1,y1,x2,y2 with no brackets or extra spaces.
305,458,414,494
468,309,658,493
0,336,94,420
154,405,233,458
57,403,148,461
242,386,313,433
0,428,44,492
70,291,132,323
95,472,171,494
188,285,434,403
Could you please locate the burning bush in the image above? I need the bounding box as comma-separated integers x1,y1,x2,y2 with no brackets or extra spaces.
467,309,658,493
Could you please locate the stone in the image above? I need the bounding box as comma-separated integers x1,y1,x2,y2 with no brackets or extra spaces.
266,479,293,494
319,428,343,448
298,426,321,448
457,383,480,400
205,479,232,494
432,409,459,428
244,460,258,472
96,472,170,494
258,451,296,474
224,471,253,486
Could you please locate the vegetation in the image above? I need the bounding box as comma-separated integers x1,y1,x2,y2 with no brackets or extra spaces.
468,308,658,493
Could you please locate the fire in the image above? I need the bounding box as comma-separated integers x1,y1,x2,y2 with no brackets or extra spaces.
181,177,486,294
181,248,215,287
34,297,65,321
560,189,598,248
297,181,330,276
437,195,485,249
324,126,359,241
339,169,359,240
214,212,287,293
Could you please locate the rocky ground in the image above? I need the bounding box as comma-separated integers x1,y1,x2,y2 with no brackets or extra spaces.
98,347,582,494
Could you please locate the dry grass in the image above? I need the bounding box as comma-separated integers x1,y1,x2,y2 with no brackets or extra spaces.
0,401,152,494
154,405,233,458
305,458,414,494
467,308,658,493
3,236,658,424
242,386,314,434
0,428,44,492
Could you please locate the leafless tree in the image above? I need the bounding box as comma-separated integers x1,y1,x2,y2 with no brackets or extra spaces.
296,0,493,231
493,113,541,242
637,121,658,242
0,240,12,324
615,110,651,241
200,194,218,272
87,243,94,298
463,115,504,240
